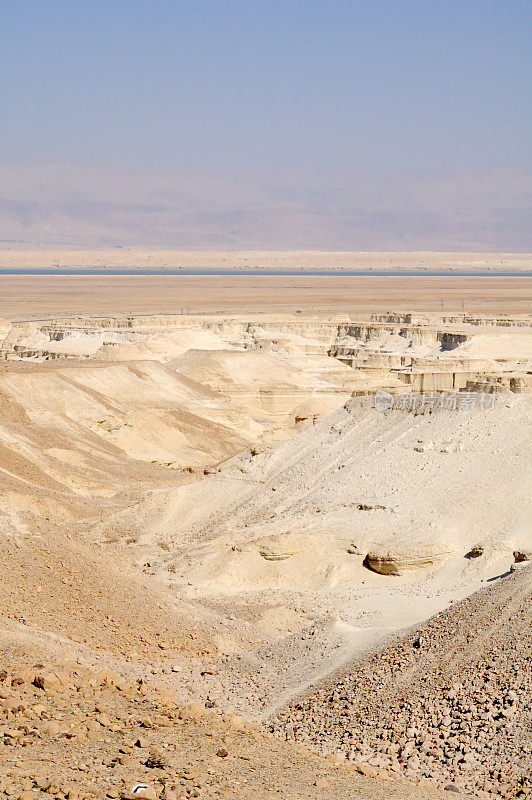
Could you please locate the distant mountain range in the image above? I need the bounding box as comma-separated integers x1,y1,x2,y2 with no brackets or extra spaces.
0,162,530,251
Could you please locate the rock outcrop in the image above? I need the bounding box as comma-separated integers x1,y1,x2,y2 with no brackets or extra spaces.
364,544,453,575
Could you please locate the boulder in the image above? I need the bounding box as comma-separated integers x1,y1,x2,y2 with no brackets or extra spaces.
257,534,303,561
364,544,452,575
510,561,530,573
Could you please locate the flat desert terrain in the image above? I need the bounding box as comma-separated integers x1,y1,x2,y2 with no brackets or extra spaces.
1,275,531,318
1,248,532,272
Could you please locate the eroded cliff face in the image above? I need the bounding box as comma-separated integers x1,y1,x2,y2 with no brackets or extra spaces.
2,313,530,413
0,307,529,800
2,309,531,354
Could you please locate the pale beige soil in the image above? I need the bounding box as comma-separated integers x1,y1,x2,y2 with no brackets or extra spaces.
1,275,532,318
0,305,529,799
1,249,531,272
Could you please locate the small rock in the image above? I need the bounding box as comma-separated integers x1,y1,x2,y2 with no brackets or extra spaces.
178,703,205,722
33,673,61,692
127,785,157,800
355,764,378,778
134,736,150,748
145,749,166,769
161,790,178,800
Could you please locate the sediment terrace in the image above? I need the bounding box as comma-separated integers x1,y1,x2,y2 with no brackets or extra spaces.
0,307,530,799
2,311,531,394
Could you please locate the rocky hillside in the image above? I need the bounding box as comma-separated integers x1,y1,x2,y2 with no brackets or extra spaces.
0,652,459,800
270,569,532,798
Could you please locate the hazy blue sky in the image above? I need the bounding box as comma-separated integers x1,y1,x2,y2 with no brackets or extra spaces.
2,0,531,172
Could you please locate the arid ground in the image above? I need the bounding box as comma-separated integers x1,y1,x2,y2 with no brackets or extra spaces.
1,249,531,272
0,267,530,800
1,275,531,318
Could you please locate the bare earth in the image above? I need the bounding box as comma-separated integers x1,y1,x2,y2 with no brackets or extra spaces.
1,249,531,272
1,275,531,318
271,569,531,796
0,284,530,800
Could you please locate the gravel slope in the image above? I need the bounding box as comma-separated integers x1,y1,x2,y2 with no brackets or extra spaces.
270,569,532,798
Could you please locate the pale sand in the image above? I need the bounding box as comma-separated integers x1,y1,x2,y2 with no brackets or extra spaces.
0,310,529,798
1,274,531,319
1,248,531,272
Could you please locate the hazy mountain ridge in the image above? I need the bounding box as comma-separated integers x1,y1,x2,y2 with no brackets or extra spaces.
1,162,531,250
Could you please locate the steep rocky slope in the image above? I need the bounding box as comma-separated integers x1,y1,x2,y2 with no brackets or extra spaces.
270,569,531,798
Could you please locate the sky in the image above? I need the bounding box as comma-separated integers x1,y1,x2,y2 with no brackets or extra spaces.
1,0,531,173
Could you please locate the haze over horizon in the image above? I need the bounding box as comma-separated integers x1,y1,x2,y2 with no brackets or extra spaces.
1,161,531,251
1,1,531,250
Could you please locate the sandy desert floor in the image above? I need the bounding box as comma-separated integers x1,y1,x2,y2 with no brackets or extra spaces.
0,290,530,800
1,275,531,318
1,249,532,272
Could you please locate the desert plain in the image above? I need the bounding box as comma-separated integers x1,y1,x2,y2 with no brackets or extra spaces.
1,275,531,318
0,261,530,800
1,249,532,273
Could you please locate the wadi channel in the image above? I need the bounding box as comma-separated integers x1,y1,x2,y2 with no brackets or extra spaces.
0,306,529,800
